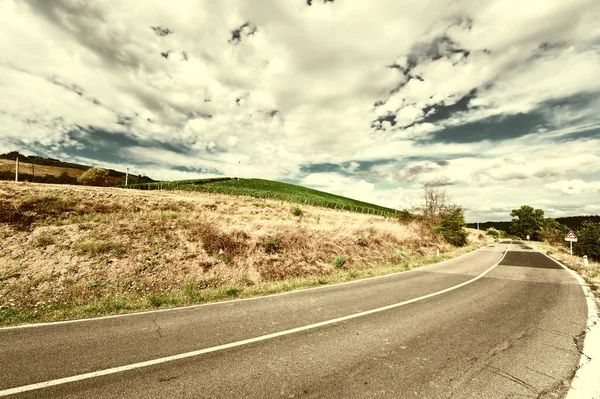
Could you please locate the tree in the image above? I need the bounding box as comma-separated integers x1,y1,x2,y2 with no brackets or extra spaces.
437,205,468,246
78,167,110,187
416,183,449,224
509,205,545,240
416,185,468,246
574,221,600,261
538,218,568,245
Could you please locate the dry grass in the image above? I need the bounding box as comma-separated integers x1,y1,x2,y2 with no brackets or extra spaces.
0,181,491,325
530,241,600,308
0,159,83,179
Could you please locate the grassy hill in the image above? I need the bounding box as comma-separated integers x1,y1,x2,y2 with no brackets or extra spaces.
0,152,154,186
123,178,408,218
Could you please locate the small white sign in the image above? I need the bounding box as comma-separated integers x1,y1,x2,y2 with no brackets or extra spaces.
564,231,578,242
526,235,530,241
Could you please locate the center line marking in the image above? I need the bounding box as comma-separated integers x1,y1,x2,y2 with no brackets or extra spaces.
0,242,512,397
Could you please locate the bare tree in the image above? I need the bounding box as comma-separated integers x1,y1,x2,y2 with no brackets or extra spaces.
417,183,449,223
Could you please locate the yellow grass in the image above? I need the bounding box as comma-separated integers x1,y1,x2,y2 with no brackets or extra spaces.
0,181,491,325
0,159,84,179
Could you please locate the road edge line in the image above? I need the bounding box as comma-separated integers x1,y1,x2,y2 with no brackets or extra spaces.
534,249,600,399
1,240,503,331
0,242,511,396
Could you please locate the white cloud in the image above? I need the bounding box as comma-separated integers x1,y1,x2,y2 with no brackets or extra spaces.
0,0,599,220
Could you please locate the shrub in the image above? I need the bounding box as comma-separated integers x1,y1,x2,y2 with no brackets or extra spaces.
31,231,55,248
357,233,368,247
486,227,500,237
574,221,600,261
191,221,248,261
78,167,110,187
225,287,239,297
263,235,281,254
75,239,120,254
437,206,468,247
332,255,345,268
291,206,303,217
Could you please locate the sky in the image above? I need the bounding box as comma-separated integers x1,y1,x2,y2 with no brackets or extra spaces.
1,0,599,222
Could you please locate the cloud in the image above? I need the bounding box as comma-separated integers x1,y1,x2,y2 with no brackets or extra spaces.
1,0,599,221
545,180,600,195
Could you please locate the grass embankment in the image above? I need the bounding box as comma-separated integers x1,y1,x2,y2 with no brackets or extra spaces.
0,182,486,326
530,241,600,308
123,178,407,218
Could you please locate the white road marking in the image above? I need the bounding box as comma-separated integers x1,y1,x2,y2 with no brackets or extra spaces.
0,242,512,397
0,243,497,331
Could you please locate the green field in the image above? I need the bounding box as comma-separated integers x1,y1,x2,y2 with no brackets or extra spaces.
122,178,408,218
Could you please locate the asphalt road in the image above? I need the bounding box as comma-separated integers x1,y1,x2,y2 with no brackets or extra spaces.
0,241,588,398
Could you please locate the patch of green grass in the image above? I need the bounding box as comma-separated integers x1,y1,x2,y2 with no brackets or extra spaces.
291,206,303,217
75,239,122,255
332,255,346,268
124,178,407,218
224,287,239,297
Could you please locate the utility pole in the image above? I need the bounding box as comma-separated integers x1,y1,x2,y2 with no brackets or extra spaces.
15,157,19,182
476,212,479,231
125,168,129,186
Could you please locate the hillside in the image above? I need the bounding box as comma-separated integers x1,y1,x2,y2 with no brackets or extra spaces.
124,178,408,218
0,152,154,186
0,181,487,325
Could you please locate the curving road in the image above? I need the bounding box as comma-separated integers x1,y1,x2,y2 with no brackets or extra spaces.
0,241,589,398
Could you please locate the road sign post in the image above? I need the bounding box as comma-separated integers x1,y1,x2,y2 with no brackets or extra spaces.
564,231,577,256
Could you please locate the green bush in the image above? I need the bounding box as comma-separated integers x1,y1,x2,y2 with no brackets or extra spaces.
486,227,500,237
437,206,468,247
574,221,600,261
291,206,303,217
332,255,345,268
78,167,110,187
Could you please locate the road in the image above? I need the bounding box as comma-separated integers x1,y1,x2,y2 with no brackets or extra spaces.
0,241,589,398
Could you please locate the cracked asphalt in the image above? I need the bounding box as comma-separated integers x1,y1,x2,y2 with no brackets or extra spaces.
0,241,588,398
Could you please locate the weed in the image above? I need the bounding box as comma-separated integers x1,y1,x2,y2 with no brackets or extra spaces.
31,231,55,248
225,287,239,297
315,216,320,224
291,206,303,217
357,233,368,247
263,235,282,254
75,239,121,255
332,255,346,268
147,295,171,308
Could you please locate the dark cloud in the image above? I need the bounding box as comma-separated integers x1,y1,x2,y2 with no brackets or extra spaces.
188,111,212,119
151,26,173,37
371,113,397,130
300,162,348,175
54,127,191,165
50,78,84,96
172,165,221,174
420,112,546,144
229,22,257,45
182,51,188,61
161,51,170,59
418,92,600,144
403,89,479,129
267,110,279,117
